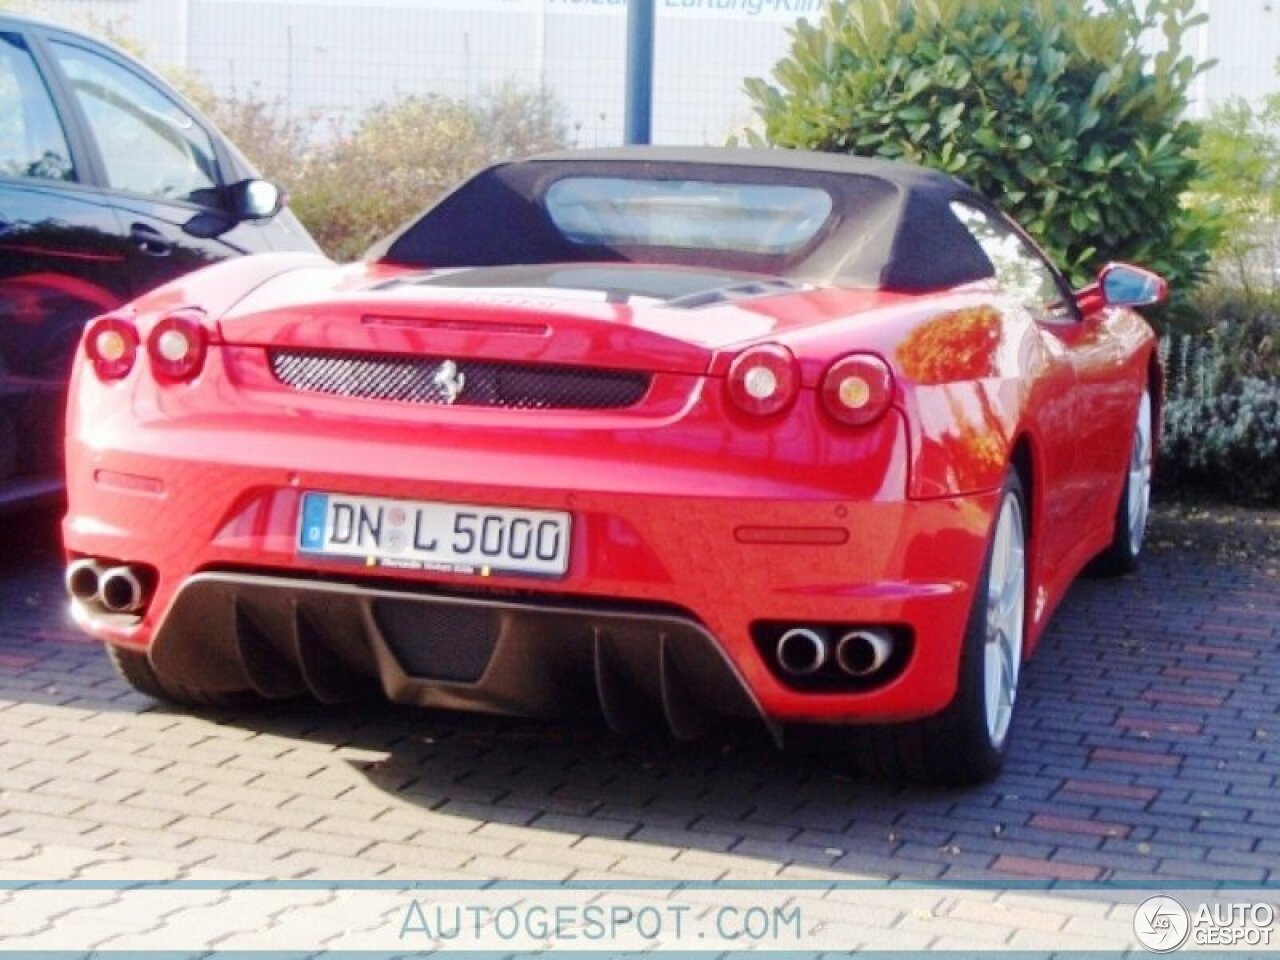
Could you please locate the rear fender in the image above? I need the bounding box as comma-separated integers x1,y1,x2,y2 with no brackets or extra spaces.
888,302,1041,499
130,252,332,323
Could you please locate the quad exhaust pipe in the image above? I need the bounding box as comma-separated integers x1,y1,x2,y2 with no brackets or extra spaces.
774,626,896,680
775,628,828,676
65,558,106,605
66,559,148,615
99,566,145,614
834,628,894,678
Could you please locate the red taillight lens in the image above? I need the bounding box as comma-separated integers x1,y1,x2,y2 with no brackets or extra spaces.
84,314,139,381
821,353,894,426
147,312,208,383
727,344,799,417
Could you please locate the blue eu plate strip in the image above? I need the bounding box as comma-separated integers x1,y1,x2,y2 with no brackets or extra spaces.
299,493,329,550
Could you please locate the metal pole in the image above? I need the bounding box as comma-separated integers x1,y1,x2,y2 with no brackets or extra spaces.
624,0,655,144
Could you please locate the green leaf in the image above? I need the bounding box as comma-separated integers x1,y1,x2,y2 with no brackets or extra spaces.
741,0,1220,310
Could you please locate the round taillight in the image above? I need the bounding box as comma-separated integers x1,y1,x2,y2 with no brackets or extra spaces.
821,353,894,426
84,314,139,381
147,312,208,383
727,344,799,417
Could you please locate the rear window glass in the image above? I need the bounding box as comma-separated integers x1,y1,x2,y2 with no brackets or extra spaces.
545,176,833,256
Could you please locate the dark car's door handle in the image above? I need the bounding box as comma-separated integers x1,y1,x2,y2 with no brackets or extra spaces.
130,223,174,257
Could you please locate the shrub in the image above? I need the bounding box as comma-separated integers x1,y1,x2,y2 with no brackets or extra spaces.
744,0,1221,327
119,42,569,263
1159,287,1280,504
290,85,568,261
1193,90,1280,295
189,86,313,191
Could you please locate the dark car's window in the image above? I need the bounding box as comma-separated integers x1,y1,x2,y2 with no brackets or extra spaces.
49,40,218,203
545,176,833,255
0,33,74,182
952,202,1075,322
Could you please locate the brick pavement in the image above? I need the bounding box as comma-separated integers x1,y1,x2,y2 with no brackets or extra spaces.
1,504,1277,889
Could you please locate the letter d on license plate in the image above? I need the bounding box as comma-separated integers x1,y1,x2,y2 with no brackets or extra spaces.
298,492,570,578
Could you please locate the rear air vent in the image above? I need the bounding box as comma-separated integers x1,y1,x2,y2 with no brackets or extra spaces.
269,349,650,410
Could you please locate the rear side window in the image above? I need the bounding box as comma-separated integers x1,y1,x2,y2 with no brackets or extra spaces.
0,32,74,181
951,202,1075,322
50,40,218,203
545,177,833,255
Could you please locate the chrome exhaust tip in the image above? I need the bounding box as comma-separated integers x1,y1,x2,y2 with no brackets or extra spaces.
776,627,828,677
835,628,894,678
65,558,106,604
98,565,145,614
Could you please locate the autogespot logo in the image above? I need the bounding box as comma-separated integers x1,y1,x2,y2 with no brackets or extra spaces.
1134,896,1192,953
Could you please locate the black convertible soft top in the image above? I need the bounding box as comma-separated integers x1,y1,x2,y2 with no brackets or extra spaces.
372,147,998,293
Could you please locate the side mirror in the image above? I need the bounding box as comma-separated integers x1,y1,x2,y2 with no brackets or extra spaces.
1098,262,1167,308
227,179,285,222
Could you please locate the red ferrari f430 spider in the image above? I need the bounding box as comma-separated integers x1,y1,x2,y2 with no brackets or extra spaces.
63,148,1166,783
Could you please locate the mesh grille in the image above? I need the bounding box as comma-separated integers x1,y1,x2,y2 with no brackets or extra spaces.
268,349,650,410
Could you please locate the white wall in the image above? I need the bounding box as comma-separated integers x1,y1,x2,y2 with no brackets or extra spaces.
1196,0,1280,115
21,0,824,145
16,0,1279,143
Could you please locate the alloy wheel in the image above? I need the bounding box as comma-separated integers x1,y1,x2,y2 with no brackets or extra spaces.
983,491,1026,749
1127,390,1154,557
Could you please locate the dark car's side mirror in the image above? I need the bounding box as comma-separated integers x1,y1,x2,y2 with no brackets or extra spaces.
183,180,285,239
1098,262,1167,308
227,179,285,221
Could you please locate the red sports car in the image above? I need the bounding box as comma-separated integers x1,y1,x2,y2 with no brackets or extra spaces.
63,148,1165,783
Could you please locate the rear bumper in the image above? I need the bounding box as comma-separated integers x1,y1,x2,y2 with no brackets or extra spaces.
64,360,999,726
66,481,996,726
134,571,777,740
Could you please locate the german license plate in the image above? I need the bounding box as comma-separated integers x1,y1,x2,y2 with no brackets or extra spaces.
298,492,570,578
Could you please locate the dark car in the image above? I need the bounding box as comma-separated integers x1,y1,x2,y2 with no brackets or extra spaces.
1,13,320,509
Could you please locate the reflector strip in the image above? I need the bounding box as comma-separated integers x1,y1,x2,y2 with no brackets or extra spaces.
733,526,849,545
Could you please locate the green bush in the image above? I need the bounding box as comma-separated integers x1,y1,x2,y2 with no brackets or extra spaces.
290,85,568,261
171,77,568,262
1192,91,1280,295
1159,288,1280,504
744,0,1221,326
187,86,313,192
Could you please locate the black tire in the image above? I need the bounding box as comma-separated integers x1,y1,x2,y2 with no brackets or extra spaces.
855,470,1028,785
106,645,261,707
1091,385,1153,578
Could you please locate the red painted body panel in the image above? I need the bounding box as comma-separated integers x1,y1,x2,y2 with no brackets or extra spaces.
63,252,1157,725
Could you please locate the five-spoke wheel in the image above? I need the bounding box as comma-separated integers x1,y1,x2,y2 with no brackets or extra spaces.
1094,384,1154,576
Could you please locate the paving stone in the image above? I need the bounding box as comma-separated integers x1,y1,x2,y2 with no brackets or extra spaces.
0,811,100,846
168,815,276,844
270,850,388,878
989,855,1103,882
1,843,116,879
0,502,1277,941
361,841,470,871
310,814,417,845
264,828,374,858
529,811,638,840
73,802,182,832
609,855,722,881
0,790,89,818
629,825,738,852
403,829,517,859
506,842,620,872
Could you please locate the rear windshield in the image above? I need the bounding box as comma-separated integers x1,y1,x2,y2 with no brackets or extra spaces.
544,176,833,256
